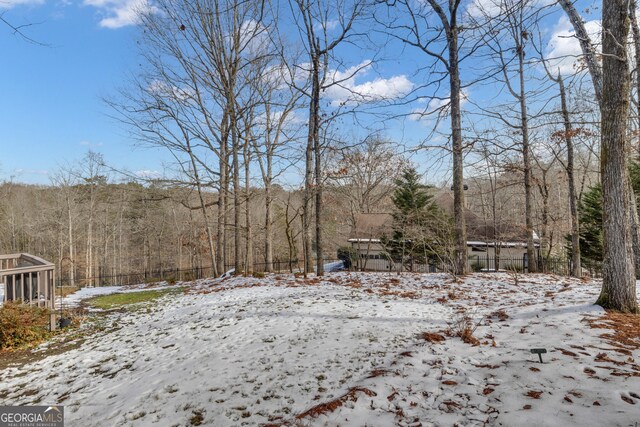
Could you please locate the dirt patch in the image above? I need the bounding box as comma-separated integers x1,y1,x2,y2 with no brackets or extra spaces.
0,336,86,373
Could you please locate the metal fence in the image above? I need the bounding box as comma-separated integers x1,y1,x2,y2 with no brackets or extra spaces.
347,255,600,277
466,256,600,277
54,259,345,288
53,255,599,289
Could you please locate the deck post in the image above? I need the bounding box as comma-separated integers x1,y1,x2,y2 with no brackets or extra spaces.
49,313,57,331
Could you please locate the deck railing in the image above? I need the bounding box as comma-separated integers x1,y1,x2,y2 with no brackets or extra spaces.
0,254,56,308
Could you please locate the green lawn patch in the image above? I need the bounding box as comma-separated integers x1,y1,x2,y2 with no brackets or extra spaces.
87,287,184,310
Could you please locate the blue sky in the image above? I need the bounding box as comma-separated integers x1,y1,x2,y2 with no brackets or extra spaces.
0,0,172,184
0,0,599,185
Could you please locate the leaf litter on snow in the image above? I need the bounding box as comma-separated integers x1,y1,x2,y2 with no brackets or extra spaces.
0,272,638,426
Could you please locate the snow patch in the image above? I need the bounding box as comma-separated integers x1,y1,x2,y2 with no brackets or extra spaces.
0,273,637,426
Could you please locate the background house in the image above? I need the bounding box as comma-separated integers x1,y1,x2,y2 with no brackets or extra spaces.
347,208,540,272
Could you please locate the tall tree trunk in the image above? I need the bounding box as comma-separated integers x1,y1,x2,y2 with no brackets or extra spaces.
558,74,581,277
314,126,324,276
244,138,253,275
517,34,537,273
628,0,640,274
66,193,75,288
631,0,640,125
597,0,638,312
232,125,242,272
86,196,94,287
558,0,603,106
218,116,231,276
448,25,468,276
264,159,273,272
217,141,227,276
303,53,320,276
537,174,550,271
186,140,218,277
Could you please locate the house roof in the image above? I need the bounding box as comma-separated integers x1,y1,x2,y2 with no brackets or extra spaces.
350,193,539,244
351,213,393,239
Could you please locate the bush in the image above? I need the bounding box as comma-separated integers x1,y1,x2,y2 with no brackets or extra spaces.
448,311,480,346
0,303,52,350
470,261,485,272
503,263,523,273
337,246,358,269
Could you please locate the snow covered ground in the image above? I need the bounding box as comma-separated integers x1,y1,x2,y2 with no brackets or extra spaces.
0,272,638,426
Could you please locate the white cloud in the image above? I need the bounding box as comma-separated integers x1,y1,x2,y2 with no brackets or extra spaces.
84,0,157,29
465,0,502,20
465,0,553,21
135,169,161,179
261,63,300,90
12,168,48,176
325,20,339,31
0,0,44,9
313,19,339,33
256,109,302,128
148,80,194,102
323,61,414,106
409,90,469,122
80,140,104,147
545,16,601,76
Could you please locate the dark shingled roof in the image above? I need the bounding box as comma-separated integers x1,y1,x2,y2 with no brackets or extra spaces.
350,192,537,243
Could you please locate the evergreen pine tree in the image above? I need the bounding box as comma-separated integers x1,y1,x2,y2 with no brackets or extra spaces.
382,168,450,270
572,162,640,272
577,184,603,270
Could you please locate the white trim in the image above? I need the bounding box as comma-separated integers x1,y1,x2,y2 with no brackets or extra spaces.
349,238,539,248
467,241,540,248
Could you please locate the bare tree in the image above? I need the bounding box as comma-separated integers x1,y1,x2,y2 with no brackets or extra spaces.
326,135,406,233
472,0,550,272
381,0,474,274
287,0,367,275
596,0,638,312
49,170,80,287
111,0,273,275
249,36,303,272
546,70,582,277
559,0,638,310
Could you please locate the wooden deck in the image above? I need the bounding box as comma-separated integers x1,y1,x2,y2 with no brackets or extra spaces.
0,253,55,308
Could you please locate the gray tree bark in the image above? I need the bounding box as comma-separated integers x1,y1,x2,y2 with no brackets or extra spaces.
557,74,581,277
303,52,319,276
596,0,638,312
516,34,537,273
558,0,603,105
423,0,467,275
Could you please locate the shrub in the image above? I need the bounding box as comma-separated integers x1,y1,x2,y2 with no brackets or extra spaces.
337,246,358,269
503,263,523,273
0,303,52,350
448,311,481,346
470,261,485,272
